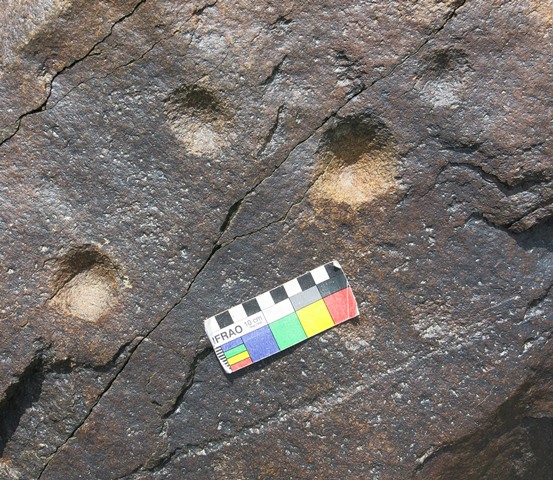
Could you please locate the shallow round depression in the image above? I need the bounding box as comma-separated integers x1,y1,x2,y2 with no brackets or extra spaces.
312,116,400,207
50,245,122,323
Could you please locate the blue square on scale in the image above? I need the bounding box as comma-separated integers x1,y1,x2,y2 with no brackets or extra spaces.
242,325,279,362
220,337,244,352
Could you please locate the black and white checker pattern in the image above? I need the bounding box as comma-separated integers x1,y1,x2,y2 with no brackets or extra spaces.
209,260,349,330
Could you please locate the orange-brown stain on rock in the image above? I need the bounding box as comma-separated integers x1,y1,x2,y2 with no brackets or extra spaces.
311,117,400,207
50,245,125,323
529,0,553,26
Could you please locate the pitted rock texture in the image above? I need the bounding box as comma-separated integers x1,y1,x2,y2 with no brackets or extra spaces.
0,1,552,479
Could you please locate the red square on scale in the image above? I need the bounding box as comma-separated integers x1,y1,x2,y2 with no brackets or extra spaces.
323,287,358,324
230,357,253,371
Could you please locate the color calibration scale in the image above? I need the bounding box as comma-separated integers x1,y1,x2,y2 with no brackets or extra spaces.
204,261,359,373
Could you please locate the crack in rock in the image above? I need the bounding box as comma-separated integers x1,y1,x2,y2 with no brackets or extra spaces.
0,0,148,148
220,0,469,238
31,2,472,476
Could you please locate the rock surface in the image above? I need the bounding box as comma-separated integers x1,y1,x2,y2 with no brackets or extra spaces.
0,0,552,479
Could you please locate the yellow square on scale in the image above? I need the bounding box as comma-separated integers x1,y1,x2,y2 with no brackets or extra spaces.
227,350,250,366
296,299,335,337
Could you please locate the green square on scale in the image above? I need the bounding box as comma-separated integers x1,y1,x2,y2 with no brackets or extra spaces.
269,312,307,350
224,343,246,359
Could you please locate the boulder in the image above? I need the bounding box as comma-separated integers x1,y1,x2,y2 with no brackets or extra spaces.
0,1,552,478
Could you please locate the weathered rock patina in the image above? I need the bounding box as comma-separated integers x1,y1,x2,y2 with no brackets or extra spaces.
0,0,552,479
